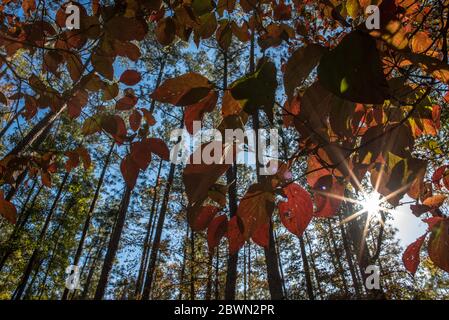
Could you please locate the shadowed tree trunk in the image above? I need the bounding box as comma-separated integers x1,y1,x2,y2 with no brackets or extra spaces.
135,159,163,298
141,119,183,300
223,49,240,300
13,171,70,300
299,235,315,300
94,186,132,299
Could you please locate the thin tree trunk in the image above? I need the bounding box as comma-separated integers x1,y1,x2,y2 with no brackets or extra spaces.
305,231,324,299
205,252,213,300
299,236,315,300
343,190,384,299
94,186,132,299
141,120,183,300
80,244,105,300
338,213,362,299
214,246,220,300
13,171,70,300
134,159,163,298
274,231,287,297
223,49,240,300
61,141,115,300
190,231,195,300
178,224,189,300
248,24,284,299
327,220,349,296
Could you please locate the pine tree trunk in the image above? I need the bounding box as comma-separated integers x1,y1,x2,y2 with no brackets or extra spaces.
190,231,195,300
13,171,70,300
135,159,163,298
61,141,115,300
178,224,189,300
327,220,349,296
94,186,132,299
80,243,105,300
338,213,362,299
141,120,183,300
299,236,315,300
305,231,324,299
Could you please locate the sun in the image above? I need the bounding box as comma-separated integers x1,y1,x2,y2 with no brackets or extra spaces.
362,193,383,220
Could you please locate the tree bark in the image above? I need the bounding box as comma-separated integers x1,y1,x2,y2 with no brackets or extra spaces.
13,171,70,300
134,159,163,298
94,186,132,299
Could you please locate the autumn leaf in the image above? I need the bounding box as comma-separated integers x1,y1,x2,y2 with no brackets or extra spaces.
151,72,214,106
230,58,277,123
236,183,275,240
402,234,426,275
129,110,142,131
119,70,142,86
148,138,170,161
207,215,227,251
278,183,313,237
251,222,269,248
120,154,139,189
318,31,389,104
0,191,17,224
185,90,218,134
428,218,449,272
183,142,231,205
191,205,219,231
283,44,326,102
227,216,245,255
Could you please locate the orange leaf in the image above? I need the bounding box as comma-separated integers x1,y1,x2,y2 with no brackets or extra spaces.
151,72,214,106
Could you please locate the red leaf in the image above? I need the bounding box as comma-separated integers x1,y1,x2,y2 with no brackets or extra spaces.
141,109,156,126
64,151,79,172
148,138,170,161
313,176,344,218
116,95,138,110
129,110,142,131
76,146,91,170
432,166,447,188
150,72,214,106
119,70,141,86
227,216,245,255
402,234,427,275
278,183,313,237
67,90,88,119
207,215,228,251
185,91,218,134
120,154,139,189
192,206,219,231
427,218,449,273
0,192,17,224
130,139,152,170
251,222,269,248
